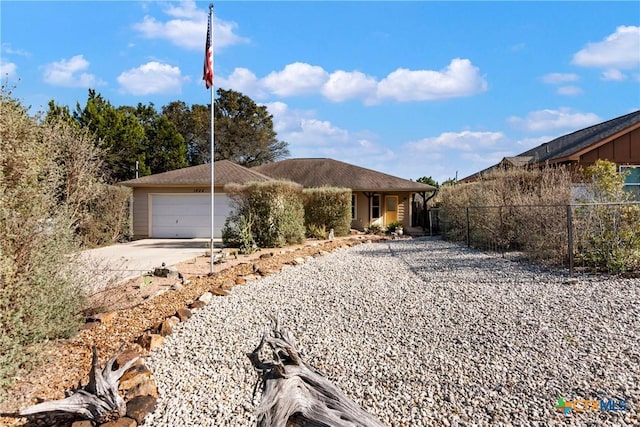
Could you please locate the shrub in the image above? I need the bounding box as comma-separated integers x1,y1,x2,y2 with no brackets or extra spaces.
386,221,404,234
306,223,327,239
40,101,131,248
302,187,352,237
438,166,572,263
366,223,383,234
222,212,258,254
223,181,305,248
1,90,91,393
574,160,640,273
78,184,132,247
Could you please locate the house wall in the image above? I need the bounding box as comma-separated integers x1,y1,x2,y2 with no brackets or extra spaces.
351,192,367,230
578,128,640,167
350,191,413,231
133,187,418,237
131,186,223,239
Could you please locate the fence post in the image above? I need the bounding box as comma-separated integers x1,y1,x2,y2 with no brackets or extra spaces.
428,209,433,237
567,205,574,276
466,207,470,247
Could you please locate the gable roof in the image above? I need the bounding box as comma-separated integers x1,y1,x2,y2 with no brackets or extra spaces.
253,158,436,192
502,156,533,167
521,110,640,165
119,160,272,187
460,110,640,182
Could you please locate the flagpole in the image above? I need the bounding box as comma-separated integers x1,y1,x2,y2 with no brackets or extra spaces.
208,3,215,274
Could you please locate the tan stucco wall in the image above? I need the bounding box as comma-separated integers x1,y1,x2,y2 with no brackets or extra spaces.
132,187,417,237
350,191,413,230
131,185,224,239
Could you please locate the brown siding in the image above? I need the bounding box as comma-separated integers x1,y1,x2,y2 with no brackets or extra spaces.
630,128,640,161
578,128,640,168
579,150,598,166
615,134,630,160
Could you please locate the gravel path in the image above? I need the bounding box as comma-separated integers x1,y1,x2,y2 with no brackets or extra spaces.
145,237,639,426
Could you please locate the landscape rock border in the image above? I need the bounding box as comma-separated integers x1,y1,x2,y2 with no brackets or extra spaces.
0,235,391,426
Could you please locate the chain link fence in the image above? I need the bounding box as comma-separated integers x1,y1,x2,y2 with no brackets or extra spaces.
427,202,640,275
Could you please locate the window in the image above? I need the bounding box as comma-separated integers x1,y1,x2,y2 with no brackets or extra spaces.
371,194,380,218
386,196,397,212
621,165,640,200
351,194,357,219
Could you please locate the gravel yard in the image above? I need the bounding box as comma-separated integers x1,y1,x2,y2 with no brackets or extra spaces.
145,237,639,426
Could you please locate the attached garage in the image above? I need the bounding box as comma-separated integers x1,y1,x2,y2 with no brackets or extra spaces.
119,161,274,240
150,194,231,238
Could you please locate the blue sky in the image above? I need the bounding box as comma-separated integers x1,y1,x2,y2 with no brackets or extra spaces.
2,1,639,183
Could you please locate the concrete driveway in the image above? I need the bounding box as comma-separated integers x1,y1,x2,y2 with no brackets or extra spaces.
80,239,216,293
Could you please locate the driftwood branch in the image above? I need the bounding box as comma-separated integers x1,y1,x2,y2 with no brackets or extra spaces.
20,346,138,421
247,317,386,427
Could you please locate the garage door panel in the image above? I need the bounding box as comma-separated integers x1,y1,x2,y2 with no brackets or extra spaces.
152,216,209,227
151,194,230,238
154,205,210,216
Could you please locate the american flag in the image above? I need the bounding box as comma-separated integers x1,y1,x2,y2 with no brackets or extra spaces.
203,9,213,89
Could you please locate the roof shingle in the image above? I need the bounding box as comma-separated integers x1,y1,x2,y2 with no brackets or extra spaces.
521,110,640,164
119,160,272,187
253,158,436,191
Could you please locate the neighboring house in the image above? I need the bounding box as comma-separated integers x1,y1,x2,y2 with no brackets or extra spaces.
120,160,272,239
254,158,436,231
460,110,640,197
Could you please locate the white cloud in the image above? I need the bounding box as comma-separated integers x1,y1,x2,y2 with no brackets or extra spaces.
556,85,583,96
461,150,513,165
601,68,626,81
263,101,304,133
376,58,488,102
0,60,17,79
263,62,330,97
270,103,347,146
132,0,249,51
223,59,487,104
515,136,555,150
219,67,265,99
218,67,266,99
541,73,580,84
405,130,506,152
1,43,29,57
300,119,349,142
163,1,201,19
507,108,601,132
322,70,378,103
117,62,183,95
265,100,394,166
572,26,640,69
43,55,105,88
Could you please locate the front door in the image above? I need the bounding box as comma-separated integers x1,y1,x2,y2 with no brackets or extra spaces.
384,195,398,224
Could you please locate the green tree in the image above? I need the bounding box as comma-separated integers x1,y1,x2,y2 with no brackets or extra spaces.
131,103,188,174
45,100,76,126
214,88,289,166
417,176,439,187
163,101,210,166
145,114,188,174
72,90,149,182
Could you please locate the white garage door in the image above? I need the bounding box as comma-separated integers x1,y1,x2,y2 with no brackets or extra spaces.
151,194,231,238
